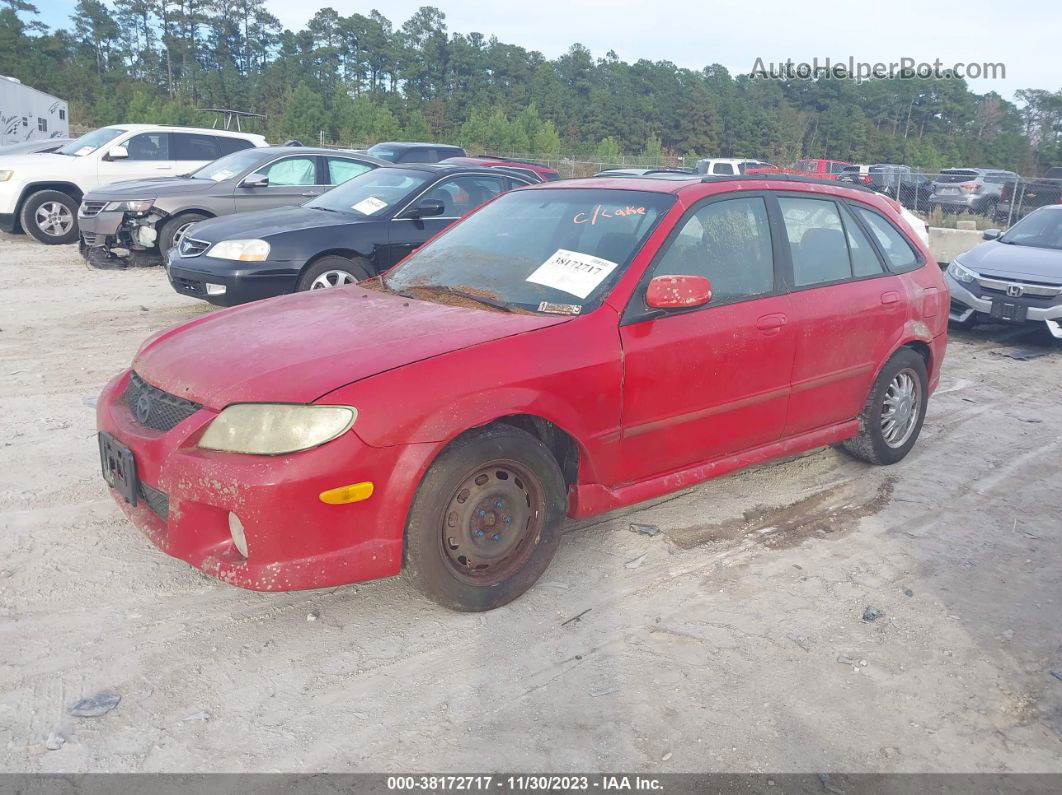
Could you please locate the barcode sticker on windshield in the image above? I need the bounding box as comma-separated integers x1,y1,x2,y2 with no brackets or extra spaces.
351,196,388,215
525,249,619,299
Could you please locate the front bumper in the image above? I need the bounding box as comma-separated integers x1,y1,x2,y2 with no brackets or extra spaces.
0,212,16,234
96,370,437,591
167,250,300,306
945,271,1062,338
79,209,164,264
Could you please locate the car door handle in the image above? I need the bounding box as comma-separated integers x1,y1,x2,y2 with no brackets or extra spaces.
756,313,788,332
881,291,901,305
300,192,318,197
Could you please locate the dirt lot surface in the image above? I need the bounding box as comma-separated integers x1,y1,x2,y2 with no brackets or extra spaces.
1,235,1061,774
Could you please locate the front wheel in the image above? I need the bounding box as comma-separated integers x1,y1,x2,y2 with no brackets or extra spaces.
296,255,372,292
20,190,79,245
158,212,208,257
841,348,929,465
404,425,567,611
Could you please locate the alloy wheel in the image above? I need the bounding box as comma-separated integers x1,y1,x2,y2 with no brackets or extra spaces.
309,270,356,289
35,202,73,237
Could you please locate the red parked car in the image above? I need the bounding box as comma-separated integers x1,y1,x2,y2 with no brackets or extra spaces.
791,158,852,180
97,175,948,610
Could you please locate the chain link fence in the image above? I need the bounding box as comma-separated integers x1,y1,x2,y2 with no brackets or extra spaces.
316,135,1059,230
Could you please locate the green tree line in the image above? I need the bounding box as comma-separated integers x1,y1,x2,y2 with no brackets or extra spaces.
2,0,1060,172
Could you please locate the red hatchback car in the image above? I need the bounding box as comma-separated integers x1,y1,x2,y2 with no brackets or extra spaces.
97,175,948,610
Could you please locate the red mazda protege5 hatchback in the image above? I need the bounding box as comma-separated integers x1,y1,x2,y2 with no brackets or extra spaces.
98,174,948,610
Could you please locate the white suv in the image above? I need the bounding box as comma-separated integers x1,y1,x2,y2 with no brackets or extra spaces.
0,124,267,244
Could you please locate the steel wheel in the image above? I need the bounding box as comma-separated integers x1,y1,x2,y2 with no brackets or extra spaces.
881,368,921,448
35,202,74,237
309,269,356,289
438,459,544,587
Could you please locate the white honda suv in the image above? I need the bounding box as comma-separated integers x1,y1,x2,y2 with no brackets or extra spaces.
0,124,267,244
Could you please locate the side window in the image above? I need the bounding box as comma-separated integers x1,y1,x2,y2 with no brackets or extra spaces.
263,156,317,186
840,205,884,276
59,109,66,120
216,136,254,155
854,207,921,272
124,132,170,161
326,157,373,185
650,197,775,304
423,175,506,216
778,197,851,286
829,162,847,174
713,162,734,175
38,118,47,132
172,133,219,161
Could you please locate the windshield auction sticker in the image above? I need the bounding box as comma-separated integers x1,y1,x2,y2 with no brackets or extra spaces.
351,196,389,215
525,249,620,299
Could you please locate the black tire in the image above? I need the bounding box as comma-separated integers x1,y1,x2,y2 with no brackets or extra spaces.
20,189,79,245
404,425,567,611
158,212,208,257
296,255,372,292
841,348,929,466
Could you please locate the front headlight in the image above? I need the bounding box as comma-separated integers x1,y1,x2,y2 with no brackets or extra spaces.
947,260,978,284
208,238,271,262
103,199,154,213
0,170,13,182
197,404,357,455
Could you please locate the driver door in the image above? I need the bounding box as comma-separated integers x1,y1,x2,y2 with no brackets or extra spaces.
96,131,177,183
615,195,794,485
233,155,323,213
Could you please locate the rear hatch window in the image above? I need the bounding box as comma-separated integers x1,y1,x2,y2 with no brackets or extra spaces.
936,170,979,184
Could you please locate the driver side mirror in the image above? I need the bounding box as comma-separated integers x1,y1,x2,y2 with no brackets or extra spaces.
982,228,1002,241
411,198,446,218
105,145,128,160
646,275,712,310
241,173,269,189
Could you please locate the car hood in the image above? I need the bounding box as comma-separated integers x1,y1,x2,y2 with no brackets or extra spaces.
959,240,1062,283
0,152,69,169
132,287,570,408
86,177,220,199
188,205,359,241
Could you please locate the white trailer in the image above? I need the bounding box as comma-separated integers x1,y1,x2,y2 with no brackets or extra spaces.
0,76,68,146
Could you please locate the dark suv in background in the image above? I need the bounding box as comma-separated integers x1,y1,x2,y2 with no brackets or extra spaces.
365,142,466,163
838,164,934,211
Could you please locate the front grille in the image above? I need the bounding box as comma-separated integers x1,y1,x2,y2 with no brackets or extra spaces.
172,276,205,295
976,275,1062,298
138,480,169,521
122,371,201,432
80,200,106,218
179,236,210,258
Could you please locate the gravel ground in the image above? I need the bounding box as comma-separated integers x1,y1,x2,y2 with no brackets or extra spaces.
1,235,1061,773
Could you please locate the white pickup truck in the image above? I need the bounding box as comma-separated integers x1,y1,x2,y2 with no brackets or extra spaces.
0,124,267,244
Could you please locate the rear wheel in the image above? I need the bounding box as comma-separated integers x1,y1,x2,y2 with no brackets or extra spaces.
841,348,929,465
296,255,372,292
20,190,79,245
158,212,208,257
404,425,567,611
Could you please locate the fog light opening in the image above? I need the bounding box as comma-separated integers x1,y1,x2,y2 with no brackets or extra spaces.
205,283,227,296
228,512,249,558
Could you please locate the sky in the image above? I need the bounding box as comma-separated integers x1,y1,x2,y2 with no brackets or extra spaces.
35,0,1062,101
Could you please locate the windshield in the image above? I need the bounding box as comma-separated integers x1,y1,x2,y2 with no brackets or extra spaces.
57,127,126,157
366,145,399,162
999,209,1062,250
306,168,430,215
384,188,675,314
190,149,267,181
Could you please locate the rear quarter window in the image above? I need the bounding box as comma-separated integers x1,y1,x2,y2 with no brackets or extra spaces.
854,207,922,272
216,136,255,155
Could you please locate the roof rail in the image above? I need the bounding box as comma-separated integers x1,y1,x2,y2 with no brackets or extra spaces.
699,173,876,193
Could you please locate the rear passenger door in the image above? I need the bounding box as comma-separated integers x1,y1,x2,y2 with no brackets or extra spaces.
776,195,903,436
616,195,794,484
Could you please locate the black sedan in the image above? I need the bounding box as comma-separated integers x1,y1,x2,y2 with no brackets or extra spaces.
166,164,533,306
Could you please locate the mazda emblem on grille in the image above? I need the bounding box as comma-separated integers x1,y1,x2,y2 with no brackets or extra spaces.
135,392,153,424
1006,284,1024,297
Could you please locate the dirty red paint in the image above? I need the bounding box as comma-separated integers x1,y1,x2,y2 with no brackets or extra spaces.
97,176,948,591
